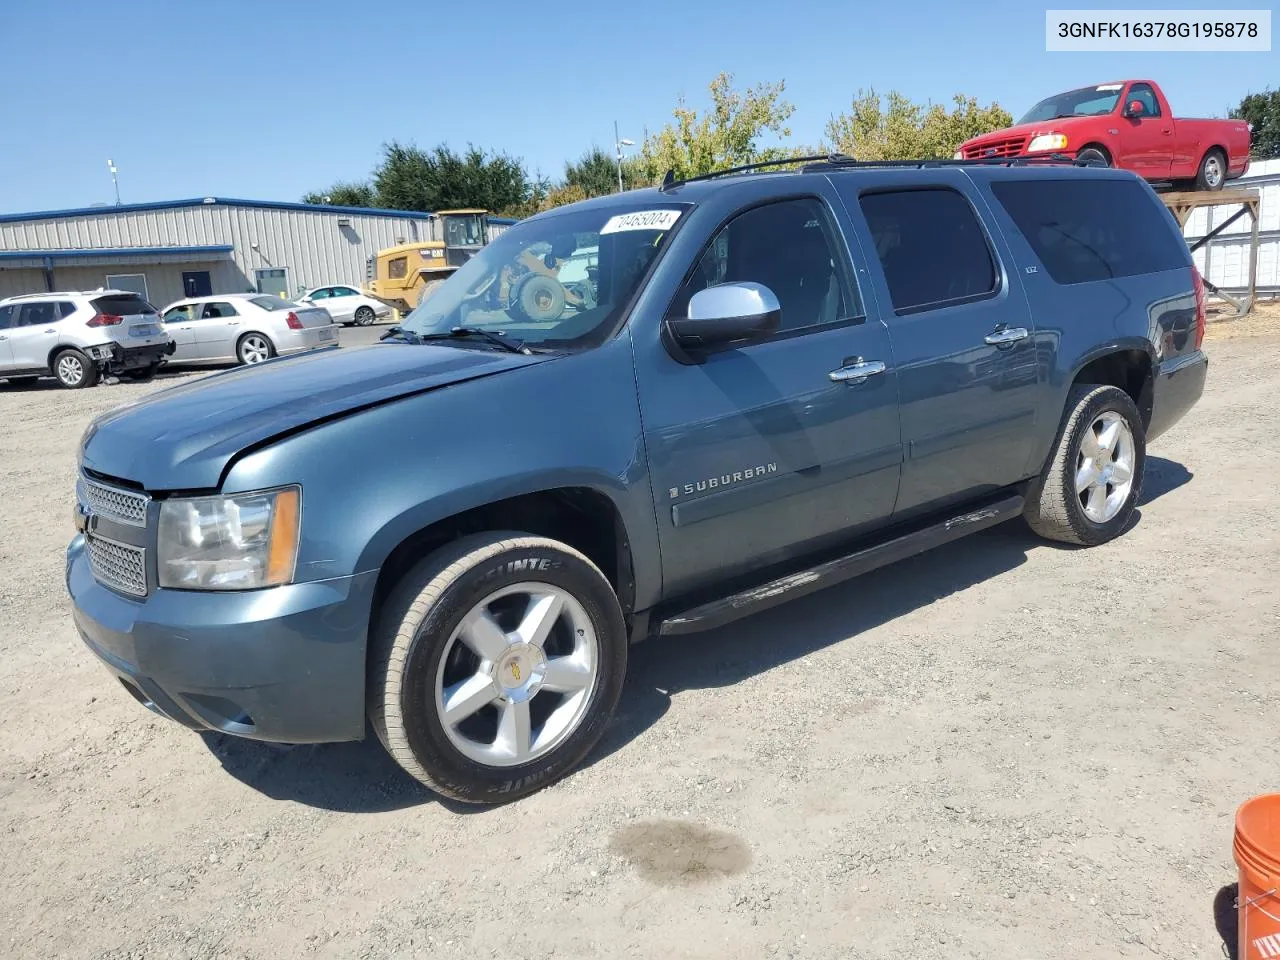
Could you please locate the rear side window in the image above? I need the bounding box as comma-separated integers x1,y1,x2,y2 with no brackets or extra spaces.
859,188,998,314
91,294,157,316
250,295,295,311
991,179,1188,285
201,302,240,319
57,301,76,319
17,302,59,327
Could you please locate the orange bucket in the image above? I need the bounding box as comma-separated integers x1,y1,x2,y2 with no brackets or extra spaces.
1235,794,1280,959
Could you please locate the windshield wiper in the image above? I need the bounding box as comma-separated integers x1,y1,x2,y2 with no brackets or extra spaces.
379,326,423,344
418,327,532,355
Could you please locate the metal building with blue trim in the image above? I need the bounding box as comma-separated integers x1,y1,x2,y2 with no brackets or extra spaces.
0,196,516,307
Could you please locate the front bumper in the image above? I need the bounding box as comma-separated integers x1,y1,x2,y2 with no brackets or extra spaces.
1147,350,1208,442
66,535,375,743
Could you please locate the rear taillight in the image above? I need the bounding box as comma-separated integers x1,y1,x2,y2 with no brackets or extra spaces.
285,311,303,330
86,313,123,328
1191,266,1207,351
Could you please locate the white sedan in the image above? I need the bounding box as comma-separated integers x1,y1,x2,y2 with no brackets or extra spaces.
159,294,339,366
297,284,393,326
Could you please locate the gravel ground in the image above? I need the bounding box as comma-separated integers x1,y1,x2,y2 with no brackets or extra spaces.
1,311,1277,960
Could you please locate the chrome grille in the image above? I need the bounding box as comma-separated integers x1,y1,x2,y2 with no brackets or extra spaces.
86,535,147,598
80,476,149,527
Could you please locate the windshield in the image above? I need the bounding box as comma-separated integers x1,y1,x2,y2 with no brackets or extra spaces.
400,203,688,350
1018,84,1124,124
444,214,486,247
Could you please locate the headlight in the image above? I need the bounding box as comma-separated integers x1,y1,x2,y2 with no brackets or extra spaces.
1027,133,1069,153
157,486,300,590
953,150,964,160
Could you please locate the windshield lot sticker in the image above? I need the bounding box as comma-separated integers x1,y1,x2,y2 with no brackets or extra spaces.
600,210,682,234
1096,83,1124,91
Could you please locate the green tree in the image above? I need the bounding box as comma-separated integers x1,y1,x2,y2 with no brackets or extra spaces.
564,146,624,197
372,141,532,213
301,181,377,207
824,90,1013,161
631,73,796,183
1232,89,1280,159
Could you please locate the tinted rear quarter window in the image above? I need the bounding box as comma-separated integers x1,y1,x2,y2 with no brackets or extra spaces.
858,188,998,313
92,294,157,315
991,179,1187,285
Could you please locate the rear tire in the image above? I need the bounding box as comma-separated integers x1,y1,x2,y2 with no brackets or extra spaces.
236,333,275,365
1024,384,1146,546
516,274,566,322
354,306,376,326
1195,148,1227,191
369,532,628,805
416,280,445,308
52,349,97,389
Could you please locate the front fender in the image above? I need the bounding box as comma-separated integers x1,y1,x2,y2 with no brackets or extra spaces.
220,337,662,608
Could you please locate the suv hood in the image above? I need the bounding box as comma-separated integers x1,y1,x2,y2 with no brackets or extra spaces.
81,343,555,490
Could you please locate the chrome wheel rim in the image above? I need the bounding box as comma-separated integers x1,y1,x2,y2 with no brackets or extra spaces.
1205,156,1223,187
241,336,270,363
355,308,374,326
1076,411,1136,523
57,355,84,385
434,581,598,768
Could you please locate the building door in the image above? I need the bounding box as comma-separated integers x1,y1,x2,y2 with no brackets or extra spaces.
181,271,212,298
254,268,289,298
106,273,149,300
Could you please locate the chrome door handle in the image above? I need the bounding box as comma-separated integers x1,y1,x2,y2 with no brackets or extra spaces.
984,326,1029,346
44,328,56,333
829,359,887,384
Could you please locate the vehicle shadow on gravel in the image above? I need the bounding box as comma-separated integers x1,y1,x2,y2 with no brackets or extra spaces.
201,457,1191,812
590,455,1193,770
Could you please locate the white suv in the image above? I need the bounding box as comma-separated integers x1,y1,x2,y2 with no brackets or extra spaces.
0,290,175,388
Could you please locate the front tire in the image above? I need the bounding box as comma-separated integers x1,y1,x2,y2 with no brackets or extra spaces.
369,533,627,805
52,348,98,389
1024,384,1146,546
1075,146,1110,169
354,306,376,326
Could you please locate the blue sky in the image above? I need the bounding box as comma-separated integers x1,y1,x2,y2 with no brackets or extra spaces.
0,0,1273,214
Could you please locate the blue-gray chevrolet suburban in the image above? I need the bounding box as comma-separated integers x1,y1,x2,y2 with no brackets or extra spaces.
66,158,1208,804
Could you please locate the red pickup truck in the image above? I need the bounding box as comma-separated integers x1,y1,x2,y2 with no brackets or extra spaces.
956,80,1251,190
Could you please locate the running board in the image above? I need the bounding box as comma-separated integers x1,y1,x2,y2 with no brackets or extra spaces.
656,494,1025,636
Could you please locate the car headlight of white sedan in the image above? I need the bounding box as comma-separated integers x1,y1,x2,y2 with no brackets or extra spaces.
157,486,301,590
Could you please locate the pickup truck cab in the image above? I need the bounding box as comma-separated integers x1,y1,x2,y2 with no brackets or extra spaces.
66,160,1209,804
957,80,1251,191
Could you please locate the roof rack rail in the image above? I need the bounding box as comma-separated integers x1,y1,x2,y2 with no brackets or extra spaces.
657,152,1104,191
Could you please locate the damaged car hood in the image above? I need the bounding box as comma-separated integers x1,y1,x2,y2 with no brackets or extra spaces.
80,343,555,490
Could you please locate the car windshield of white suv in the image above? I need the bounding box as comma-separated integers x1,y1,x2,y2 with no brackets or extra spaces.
398,203,689,352
1018,84,1124,123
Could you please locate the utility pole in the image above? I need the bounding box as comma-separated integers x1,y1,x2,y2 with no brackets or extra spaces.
614,121,634,193
107,159,121,206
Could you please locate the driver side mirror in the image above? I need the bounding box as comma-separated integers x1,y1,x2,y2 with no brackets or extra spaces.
663,281,781,362
1124,99,1146,118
